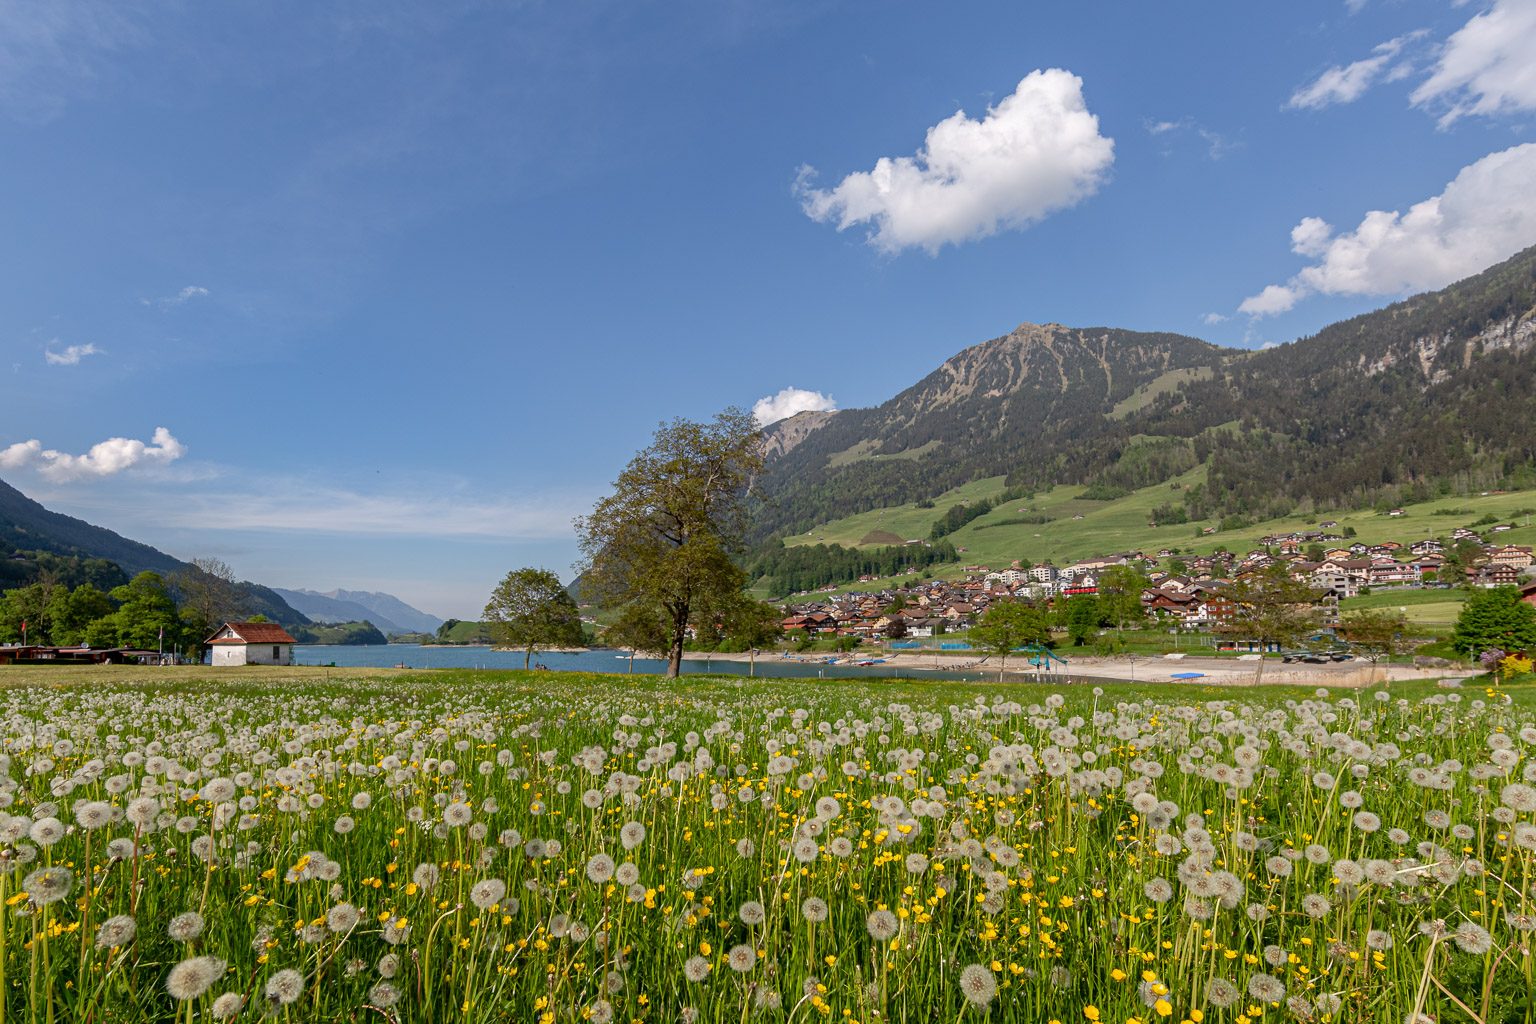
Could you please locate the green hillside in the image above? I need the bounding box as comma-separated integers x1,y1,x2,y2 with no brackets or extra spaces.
776,474,1535,587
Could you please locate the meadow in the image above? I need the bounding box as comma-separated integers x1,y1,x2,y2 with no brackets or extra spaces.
777,473,1536,588
0,667,1533,1023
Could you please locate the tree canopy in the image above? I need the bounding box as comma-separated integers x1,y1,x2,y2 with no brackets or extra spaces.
1450,587,1536,657
483,568,587,670
575,408,764,677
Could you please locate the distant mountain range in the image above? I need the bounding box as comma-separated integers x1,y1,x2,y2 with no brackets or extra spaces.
272,588,443,635
0,476,308,628
755,244,1536,539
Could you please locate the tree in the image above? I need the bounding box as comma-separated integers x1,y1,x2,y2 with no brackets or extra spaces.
1218,565,1323,650
110,572,183,650
970,600,1052,677
1450,587,1536,658
0,584,49,643
1338,609,1417,681
46,584,115,646
602,604,673,674
718,599,784,652
1096,565,1149,637
1065,595,1101,646
170,558,246,630
484,568,587,670
575,409,764,678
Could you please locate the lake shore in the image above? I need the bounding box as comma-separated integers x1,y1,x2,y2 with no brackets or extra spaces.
678,648,1478,687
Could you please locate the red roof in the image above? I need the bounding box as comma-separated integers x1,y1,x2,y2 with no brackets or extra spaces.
206,621,297,645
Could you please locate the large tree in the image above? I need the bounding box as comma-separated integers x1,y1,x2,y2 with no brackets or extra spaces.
575,409,764,677
110,572,183,651
970,600,1052,678
483,568,587,669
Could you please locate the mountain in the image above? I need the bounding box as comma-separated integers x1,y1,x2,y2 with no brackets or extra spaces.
274,588,443,635
754,244,1536,539
0,476,308,628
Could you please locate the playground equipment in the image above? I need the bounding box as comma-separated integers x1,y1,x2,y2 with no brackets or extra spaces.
1015,644,1068,669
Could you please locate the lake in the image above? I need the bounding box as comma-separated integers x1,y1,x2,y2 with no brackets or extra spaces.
292,644,1000,682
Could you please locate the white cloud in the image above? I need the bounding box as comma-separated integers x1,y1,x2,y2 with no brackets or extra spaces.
795,69,1114,254
100,482,585,539
1200,312,1228,325
1345,0,1368,13
1287,33,1423,109
1238,284,1307,318
753,387,837,426
1240,143,1536,316
1144,117,1237,159
43,342,100,365
0,427,186,482
1412,0,1536,126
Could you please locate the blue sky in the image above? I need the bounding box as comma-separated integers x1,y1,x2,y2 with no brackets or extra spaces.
3,0,1534,619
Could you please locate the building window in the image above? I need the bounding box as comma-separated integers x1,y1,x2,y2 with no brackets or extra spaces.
273,646,281,660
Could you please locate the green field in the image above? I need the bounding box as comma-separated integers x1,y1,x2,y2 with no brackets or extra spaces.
0,665,1532,1024
784,473,1536,582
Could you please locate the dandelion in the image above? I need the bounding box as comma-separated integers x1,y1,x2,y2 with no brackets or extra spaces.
1353,811,1382,832
1144,878,1174,903
95,914,137,950
1206,978,1240,1008
22,865,72,905
728,944,757,972
1452,922,1493,955
958,964,997,1006
166,956,225,1000
1366,930,1394,951
471,878,507,910
683,955,711,982
620,821,646,849
412,862,441,890
587,853,616,883
802,896,829,923
866,909,899,941
75,801,112,829
1248,973,1286,1003
369,982,401,1008
210,992,244,1019
443,801,473,827
168,911,205,942
738,900,765,926
265,969,305,1005
28,818,64,846
327,902,360,933
1301,894,1332,919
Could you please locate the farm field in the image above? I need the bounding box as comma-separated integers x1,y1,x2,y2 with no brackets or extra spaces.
1,667,1533,1023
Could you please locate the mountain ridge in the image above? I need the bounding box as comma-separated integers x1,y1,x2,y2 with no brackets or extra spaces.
0,476,307,629
754,244,1536,541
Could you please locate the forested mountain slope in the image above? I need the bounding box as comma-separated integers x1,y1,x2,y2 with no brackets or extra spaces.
754,244,1536,540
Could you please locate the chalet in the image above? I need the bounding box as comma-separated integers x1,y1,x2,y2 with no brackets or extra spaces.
1411,539,1444,555
1521,580,1536,606
1474,564,1521,588
206,621,297,667
1387,509,1405,517
1489,545,1534,569
1319,521,1338,529
1491,523,1514,533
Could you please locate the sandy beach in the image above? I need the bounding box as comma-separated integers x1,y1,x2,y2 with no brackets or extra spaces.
679,648,1480,687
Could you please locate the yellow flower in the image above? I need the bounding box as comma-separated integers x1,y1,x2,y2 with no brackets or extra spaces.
1084,1008,1100,1022
1154,1000,1172,1018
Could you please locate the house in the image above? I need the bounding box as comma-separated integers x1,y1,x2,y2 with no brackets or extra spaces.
1387,509,1405,517
1488,545,1534,569
1474,564,1521,588
206,621,297,666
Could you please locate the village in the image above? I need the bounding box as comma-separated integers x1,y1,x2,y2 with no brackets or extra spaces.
775,520,1536,643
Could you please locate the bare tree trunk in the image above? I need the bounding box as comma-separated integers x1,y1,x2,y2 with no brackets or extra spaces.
668,607,688,678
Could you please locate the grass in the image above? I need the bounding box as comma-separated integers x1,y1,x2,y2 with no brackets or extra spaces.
780,472,1536,585
1108,367,1213,419
1,666,1534,1024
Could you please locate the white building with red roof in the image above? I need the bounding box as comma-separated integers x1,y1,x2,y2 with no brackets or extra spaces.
206,621,297,666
